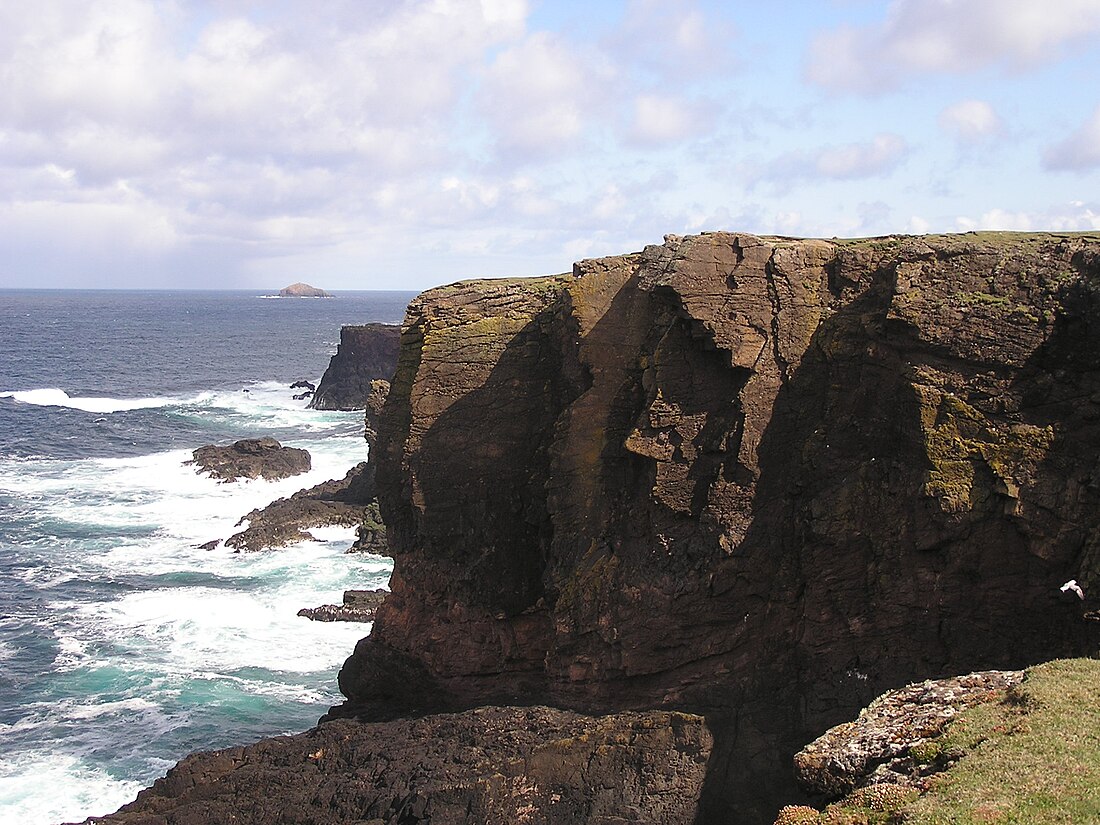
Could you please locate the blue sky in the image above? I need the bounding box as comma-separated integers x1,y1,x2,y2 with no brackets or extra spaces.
1,0,1099,290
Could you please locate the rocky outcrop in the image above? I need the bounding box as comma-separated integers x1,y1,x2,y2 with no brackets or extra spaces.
188,438,311,482
792,669,1023,799
309,325,401,410
225,462,376,552
78,707,711,825
336,231,1100,823
298,589,388,622
279,282,331,297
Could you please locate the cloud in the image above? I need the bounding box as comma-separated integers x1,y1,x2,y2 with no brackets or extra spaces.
748,134,908,188
627,94,712,146
938,100,1004,143
955,202,1100,231
806,0,1100,92
1043,106,1100,170
478,31,614,158
610,0,737,81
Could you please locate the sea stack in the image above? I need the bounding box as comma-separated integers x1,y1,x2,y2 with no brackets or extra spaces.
278,282,332,297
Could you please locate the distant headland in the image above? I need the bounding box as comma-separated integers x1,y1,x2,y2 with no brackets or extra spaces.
278,282,332,297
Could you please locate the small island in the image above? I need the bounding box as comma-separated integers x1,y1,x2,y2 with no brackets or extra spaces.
278,282,332,297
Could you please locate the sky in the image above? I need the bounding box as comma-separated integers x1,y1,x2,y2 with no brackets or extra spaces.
1,0,1099,291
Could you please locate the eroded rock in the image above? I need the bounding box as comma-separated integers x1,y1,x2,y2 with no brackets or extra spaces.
187,438,311,482
309,325,400,410
78,707,711,825
298,589,388,622
225,462,375,552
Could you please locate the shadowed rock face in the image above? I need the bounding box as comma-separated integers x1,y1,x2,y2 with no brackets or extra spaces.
337,231,1100,822
309,324,401,410
78,708,711,825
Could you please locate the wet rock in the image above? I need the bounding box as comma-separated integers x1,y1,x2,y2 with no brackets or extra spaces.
225,462,376,552
187,438,311,482
298,589,387,622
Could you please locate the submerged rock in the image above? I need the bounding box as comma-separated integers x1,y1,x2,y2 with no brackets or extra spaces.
187,438,311,482
78,707,711,825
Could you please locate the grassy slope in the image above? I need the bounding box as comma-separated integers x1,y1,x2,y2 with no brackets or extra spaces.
777,659,1100,825
904,658,1100,824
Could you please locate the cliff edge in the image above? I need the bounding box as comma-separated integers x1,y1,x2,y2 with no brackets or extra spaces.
87,231,1100,824
338,231,1100,822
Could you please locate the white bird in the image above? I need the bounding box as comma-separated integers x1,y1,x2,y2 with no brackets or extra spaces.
1061,579,1085,600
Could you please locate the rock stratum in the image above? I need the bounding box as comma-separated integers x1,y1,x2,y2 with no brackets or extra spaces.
95,232,1100,824
309,325,401,410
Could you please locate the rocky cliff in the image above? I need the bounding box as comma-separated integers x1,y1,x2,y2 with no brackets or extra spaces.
309,324,401,410
89,231,1100,825
335,231,1100,822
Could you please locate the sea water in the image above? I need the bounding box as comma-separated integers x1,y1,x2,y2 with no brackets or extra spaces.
0,289,414,824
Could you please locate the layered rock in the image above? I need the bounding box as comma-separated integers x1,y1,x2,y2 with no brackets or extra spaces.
187,437,311,482
225,462,376,552
337,231,1100,823
309,325,401,410
79,707,711,825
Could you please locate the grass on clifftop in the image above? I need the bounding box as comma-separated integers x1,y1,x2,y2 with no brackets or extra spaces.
903,658,1100,824
778,659,1100,825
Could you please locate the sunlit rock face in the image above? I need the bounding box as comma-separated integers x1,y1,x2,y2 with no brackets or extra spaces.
340,231,1100,822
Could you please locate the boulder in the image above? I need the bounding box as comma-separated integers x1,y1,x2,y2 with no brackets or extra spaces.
187,438,311,482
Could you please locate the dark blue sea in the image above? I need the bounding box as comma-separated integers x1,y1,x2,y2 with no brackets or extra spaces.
0,290,414,823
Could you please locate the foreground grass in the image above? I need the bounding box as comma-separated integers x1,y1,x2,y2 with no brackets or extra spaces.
777,658,1100,824
903,658,1100,824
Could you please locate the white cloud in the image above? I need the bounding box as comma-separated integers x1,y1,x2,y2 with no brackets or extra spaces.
628,94,711,146
611,0,736,80
478,31,612,157
955,203,1100,231
807,0,1100,92
748,134,908,188
1043,106,1100,170
938,100,1004,142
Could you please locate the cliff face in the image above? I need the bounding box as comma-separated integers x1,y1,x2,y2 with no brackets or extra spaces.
337,232,1100,822
309,324,401,410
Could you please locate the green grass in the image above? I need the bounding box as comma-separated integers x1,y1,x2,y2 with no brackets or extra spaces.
903,659,1100,824
776,660,1100,825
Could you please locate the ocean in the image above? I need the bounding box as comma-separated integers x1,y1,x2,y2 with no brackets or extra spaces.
0,289,415,824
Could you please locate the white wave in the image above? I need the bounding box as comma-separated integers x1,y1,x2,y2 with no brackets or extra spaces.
0,388,179,414
81,577,372,674
0,751,145,825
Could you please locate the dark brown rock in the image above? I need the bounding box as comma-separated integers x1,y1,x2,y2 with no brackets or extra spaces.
77,707,711,825
225,462,377,552
187,437,311,482
337,231,1100,823
309,325,401,410
298,589,388,622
